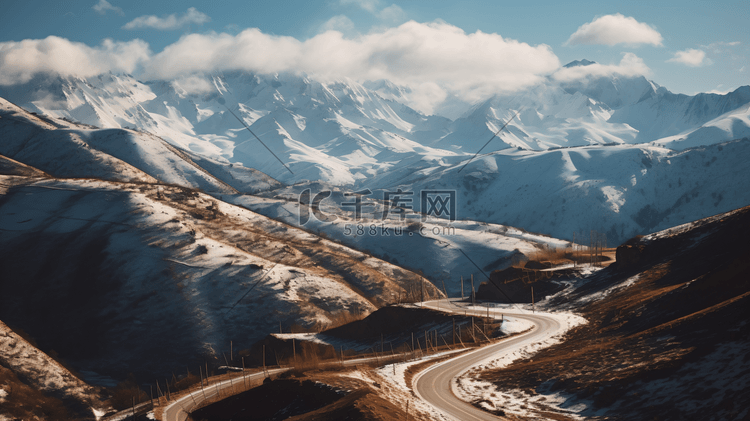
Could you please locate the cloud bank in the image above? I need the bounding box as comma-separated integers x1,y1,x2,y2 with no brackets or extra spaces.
566,14,662,46
0,21,564,111
0,36,150,85
143,21,560,106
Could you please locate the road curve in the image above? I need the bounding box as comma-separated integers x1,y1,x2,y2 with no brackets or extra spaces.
162,368,286,421
161,354,404,420
414,300,563,421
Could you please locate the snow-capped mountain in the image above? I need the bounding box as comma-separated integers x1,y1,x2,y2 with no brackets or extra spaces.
375,138,750,245
3,64,748,186
2,61,749,248
0,97,281,193
0,72,455,186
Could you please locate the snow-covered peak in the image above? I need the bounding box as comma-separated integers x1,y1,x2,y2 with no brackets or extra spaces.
2,70,749,187
563,59,596,68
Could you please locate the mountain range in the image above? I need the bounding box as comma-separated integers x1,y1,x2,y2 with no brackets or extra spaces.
2,61,749,253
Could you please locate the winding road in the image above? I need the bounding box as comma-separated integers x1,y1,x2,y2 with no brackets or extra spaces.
414,299,564,421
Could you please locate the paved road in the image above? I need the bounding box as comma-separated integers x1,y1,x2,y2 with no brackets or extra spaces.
162,368,286,421
414,300,563,421
161,353,405,421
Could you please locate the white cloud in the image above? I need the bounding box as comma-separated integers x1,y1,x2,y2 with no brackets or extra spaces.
142,21,560,110
337,0,404,22
701,41,740,54
553,52,651,82
93,0,123,16
667,48,710,67
123,7,210,30
0,36,150,85
171,75,214,95
566,14,662,46
320,15,356,34
0,22,562,113
339,0,381,13
378,4,406,22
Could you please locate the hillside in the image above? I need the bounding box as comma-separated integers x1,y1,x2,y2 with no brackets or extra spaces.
468,205,750,420
0,97,281,194
0,320,104,420
385,138,750,245
0,170,442,385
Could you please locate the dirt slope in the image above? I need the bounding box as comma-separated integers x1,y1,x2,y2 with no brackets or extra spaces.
478,205,750,420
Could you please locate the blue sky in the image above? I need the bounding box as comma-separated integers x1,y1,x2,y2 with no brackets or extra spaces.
0,0,747,102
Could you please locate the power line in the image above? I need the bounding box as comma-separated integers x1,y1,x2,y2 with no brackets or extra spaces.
457,108,521,174
456,247,525,313
222,260,282,319
222,105,294,175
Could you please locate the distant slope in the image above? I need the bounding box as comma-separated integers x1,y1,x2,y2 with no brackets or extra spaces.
475,204,750,420
0,97,282,193
231,182,573,295
385,139,750,245
613,85,750,147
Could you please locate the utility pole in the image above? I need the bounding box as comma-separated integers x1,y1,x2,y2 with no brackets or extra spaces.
471,275,475,306
420,277,424,305
531,285,535,313
230,340,233,362
242,357,248,388
461,276,464,300
573,232,576,268
293,339,297,365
